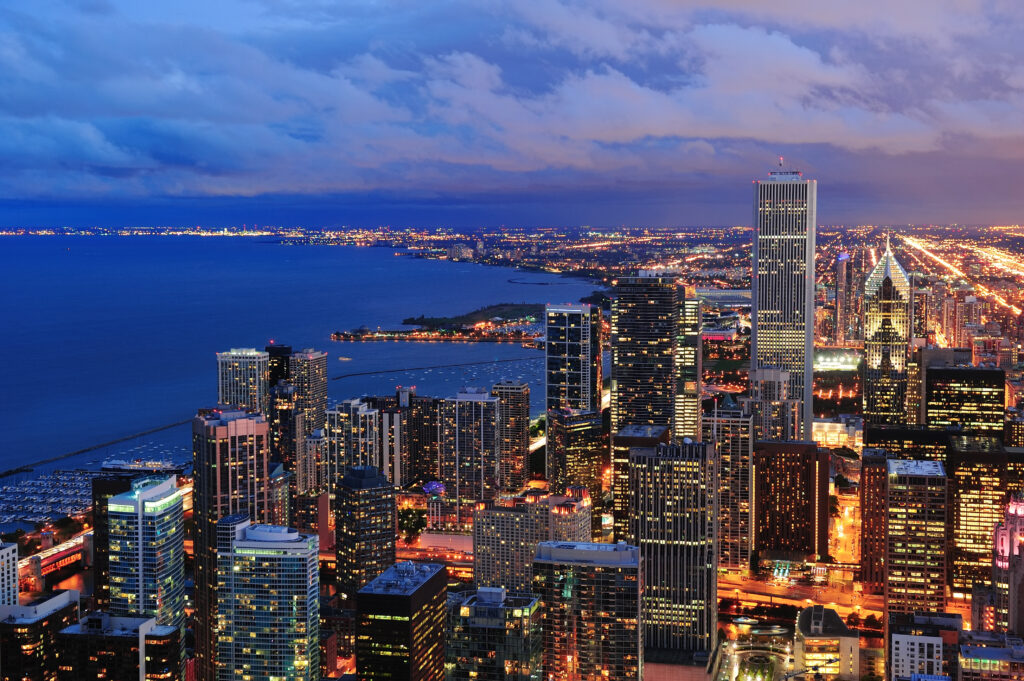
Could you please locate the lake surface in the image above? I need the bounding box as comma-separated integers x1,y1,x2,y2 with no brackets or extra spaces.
0,237,597,473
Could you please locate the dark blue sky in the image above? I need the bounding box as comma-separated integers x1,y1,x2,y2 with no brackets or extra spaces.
3,1,1024,227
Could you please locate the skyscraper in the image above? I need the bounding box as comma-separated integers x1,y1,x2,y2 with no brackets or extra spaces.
265,342,293,387
472,490,591,592
741,367,800,442
438,389,501,530
545,303,603,413
751,441,829,560
0,590,80,681
545,407,605,500
751,169,816,440
702,400,754,573
335,466,396,600
990,495,1024,634
290,348,329,431
858,448,890,595
628,442,716,654
215,517,319,681
491,381,530,493
192,408,272,681
107,476,185,633
925,365,1006,437
325,398,381,488
445,587,542,681
91,470,156,609
0,542,16,606
863,238,912,425
611,424,670,541
885,459,948,618
57,612,181,681
610,272,679,436
356,561,448,681
533,542,643,680
835,252,849,344
267,381,308,490
677,288,703,440
216,348,269,414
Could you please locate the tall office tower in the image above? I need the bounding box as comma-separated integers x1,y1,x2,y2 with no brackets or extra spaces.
752,169,816,440
885,460,948,618
546,407,605,499
335,466,396,600
57,612,181,681
376,403,410,487
629,442,716,654
991,495,1024,634
913,285,931,340
610,272,680,436
326,398,381,488
356,562,447,681
702,400,754,573
492,381,530,493
741,368,800,442
438,389,501,530
611,424,670,541
863,238,912,425
267,381,307,486
906,347,972,424
889,612,963,681
545,303,603,412
390,387,443,485
216,517,320,681
446,588,541,681
216,348,269,414
91,471,144,609
751,441,829,560
473,490,591,592
863,424,953,462
290,348,329,430
677,287,703,440
533,542,643,680
858,449,890,595
793,606,860,681
925,365,1006,437
265,342,293,386
948,441,1008,598
108,477,185,632
955,294,983,347
192,408,271,681
0,542,16,605
834,252,849,344
0,589,80,681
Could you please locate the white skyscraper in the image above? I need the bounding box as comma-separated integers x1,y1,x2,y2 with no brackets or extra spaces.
751,169,816,439
0,543,17,606
216,348,270,414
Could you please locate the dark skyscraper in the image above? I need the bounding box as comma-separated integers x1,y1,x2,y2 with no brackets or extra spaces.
752,441,829,560
265,342,293,387
925,365,1006,437
611,424,670,541
335,466,396,600
545,303,603,413
859,448,890,595
546,407,605,500
492,381,530,493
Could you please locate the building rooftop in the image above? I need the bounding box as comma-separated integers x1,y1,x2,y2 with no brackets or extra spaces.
534,541,640,568
217,348,267,357
59,611,176,638
360,561,446,596
887,459,945,477
797,606,857,639
615,424,670,440
0,590,78,625
453,388,498,402
546,302,595,312
196,408,265,426
340,465,391,490
961,637,1024,662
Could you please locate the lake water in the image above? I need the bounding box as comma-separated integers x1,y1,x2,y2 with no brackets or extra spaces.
0,236,597,474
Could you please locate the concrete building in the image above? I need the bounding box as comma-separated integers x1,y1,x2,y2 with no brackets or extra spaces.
793,605,859,681
290,348,329,432
545,303,603,413
751,441,829,560
702,400,754,573
57,611,181,681
492,381,530,493
741,367,801,442
215,517,319,681
859,449,890,594
0,589,80,681
533,542,643,680
326,398,381,488
888,612,962,681
438,389,501,530
215,347,269,414
0,542,17,606
445,587,541,681
611,424,670,542
356,561,447,681
335,466,396,600
751,169,816,439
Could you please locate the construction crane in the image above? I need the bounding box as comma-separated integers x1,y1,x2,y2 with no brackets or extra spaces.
779,658,839,681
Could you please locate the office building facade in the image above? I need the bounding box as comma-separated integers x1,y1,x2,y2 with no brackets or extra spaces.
492,381,530,493
752,441,829,560
438,389,501,530
545,303,603,413
57,612,181,681
546,407,605,500
925,365,1006,437
445,587,542,681
702,401,754,572
611,424,670,542
335,465,396,599
0,589,80,681
863,238,912,425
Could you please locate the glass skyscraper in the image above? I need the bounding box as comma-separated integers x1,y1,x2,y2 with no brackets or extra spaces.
863,237,912,425
545,303,603,413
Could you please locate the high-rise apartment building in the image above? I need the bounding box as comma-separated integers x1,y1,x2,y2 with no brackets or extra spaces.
108,476,185,634
57,612,181,681
215,517,320,681
326,398,381,488
751,169,816,440
533,542,643,680
267,381,309,490
677,288,703,440
0,589,80,681
545,303,603,413
438,389,501,530
192,408,272,681
356,562,447,681
835,252,850,344
335,466,396,600
290,348,329,431
741,368,800,442
216,348,269,414
863,238,912,425
473,490,591,592
611,424,670,541
751,441,828,560
629,442,716,654
888,612,962,681
702,400,754,573
859,449,890,595
948,442,1008,598
492,381,530,493
925,365,1006,437
445,587,542,681
885,459,948,618
91,471,148,609
545,407,605,500
1,542,18,606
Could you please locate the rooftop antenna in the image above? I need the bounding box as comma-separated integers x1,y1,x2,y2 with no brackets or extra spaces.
778,155,784,168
